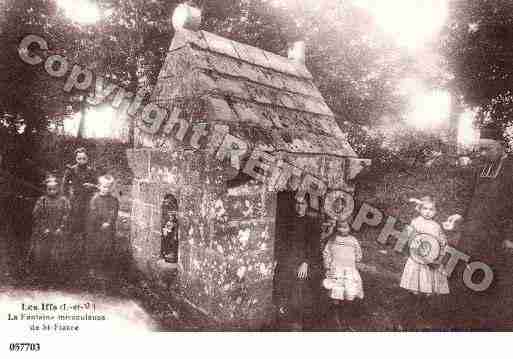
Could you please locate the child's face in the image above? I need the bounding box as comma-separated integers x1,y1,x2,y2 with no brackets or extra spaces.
76,152,88,165
295,201,307,217
420,203,436,219
46,184,59,197
336,224,350,235
98,181,113,195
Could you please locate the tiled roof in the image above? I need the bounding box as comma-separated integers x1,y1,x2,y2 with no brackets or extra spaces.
148,28,358,158
170,29,312,79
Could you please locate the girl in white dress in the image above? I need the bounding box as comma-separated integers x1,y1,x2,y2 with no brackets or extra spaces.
400,196,450,295
322,221,364,302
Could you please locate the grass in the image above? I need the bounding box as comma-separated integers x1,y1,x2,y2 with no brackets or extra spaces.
349,161,513,330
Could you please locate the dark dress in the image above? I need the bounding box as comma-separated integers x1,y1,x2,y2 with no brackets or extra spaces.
29,195,71,273
273,212,322,326
454,155,513,314
86,193,119,271
462,155,513,258
62,164,97,235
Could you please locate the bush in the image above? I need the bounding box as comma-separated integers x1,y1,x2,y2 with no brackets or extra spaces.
353,158,476,275
341,119,455,175
34,133,134,185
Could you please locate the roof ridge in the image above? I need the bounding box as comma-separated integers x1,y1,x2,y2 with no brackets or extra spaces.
189,42,310,81
181,30,312,80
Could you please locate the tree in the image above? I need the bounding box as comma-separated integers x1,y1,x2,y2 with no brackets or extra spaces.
0,0,80,178
203,0,414,126
61,0,178,141
1,0,433,173
442,0,513,131
0,0,178,148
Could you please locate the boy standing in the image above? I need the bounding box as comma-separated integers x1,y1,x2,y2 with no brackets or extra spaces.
86,175,119,277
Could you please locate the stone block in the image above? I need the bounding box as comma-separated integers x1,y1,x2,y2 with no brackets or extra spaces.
217,192,266,220
262,190,277,218
210,219,275,256
150,206,162,234
139,181,160,206
178,242,192,274
180,218,209,247
131,224,151,267
208,265,274,327
180,271,214,316
131,180,140,199
138,203,153,230
181,190,206,221
146,230,162,259
127,149,151,179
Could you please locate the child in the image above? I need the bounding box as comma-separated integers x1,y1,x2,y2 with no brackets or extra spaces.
322,221,364,326
62,148,97,236
400,196,449,295
29,176,71,276
86,174,119,277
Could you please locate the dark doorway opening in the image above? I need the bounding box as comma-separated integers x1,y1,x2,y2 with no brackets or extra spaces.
272,191,298,305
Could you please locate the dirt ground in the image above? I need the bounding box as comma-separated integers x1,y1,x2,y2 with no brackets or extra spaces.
2,169,512,331
3,237,512,331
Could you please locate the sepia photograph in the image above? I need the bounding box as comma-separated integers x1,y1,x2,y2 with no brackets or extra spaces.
1,0,512,353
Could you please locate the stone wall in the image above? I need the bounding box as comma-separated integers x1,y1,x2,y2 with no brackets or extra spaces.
179,180,276,327
127,148,277,328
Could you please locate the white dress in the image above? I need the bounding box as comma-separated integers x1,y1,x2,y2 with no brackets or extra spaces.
400,216,450,294
322,235,364,301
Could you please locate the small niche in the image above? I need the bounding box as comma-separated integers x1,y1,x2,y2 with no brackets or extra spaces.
161,194,178,263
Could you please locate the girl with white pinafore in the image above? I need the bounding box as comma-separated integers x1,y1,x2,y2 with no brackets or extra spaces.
400,196,450,295
322,221,364,302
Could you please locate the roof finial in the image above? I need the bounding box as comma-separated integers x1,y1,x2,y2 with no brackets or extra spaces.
172,3,202,31
288,41,306,64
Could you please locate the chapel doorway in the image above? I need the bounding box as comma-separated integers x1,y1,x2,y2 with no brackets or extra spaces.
272,191,299,304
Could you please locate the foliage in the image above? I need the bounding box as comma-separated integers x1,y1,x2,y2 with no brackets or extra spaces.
35,133,133,185
81,0,177,93
0,0,457,173
204,0,413,125
442,0,513,131
342,117,453,174
0,0,178,170
0,0,73,137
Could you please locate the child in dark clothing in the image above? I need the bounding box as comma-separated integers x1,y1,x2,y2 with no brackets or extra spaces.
29,176,71,276
86,175,119,276
62,148,96,272
62,148,97,236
